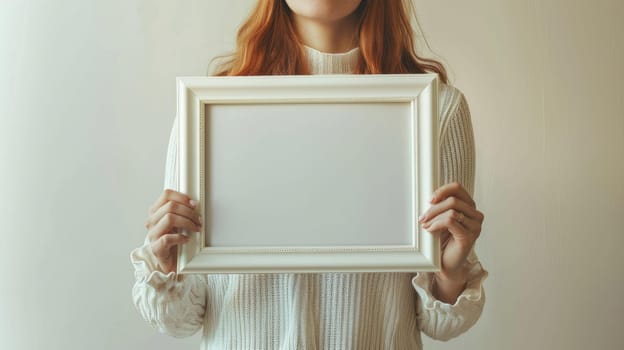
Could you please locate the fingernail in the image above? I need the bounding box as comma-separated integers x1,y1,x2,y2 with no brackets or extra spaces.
198,216,203,225
430,195,436,203
418,214,425,222
189,199,198,207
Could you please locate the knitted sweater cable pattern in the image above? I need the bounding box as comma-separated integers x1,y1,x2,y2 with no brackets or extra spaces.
131,46,489,350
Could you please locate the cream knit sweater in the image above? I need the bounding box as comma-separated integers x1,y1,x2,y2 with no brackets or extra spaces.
131,45,489,350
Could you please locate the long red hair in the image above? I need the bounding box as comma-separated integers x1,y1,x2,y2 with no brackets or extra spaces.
211,0,448,83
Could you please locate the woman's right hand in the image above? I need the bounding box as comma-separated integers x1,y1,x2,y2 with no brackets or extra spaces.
144,189,202,274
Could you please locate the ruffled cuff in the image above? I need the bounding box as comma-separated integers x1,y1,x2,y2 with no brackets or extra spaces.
412,255,488,312
130,239,181,290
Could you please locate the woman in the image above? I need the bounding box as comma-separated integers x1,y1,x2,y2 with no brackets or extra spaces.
131,0,488,348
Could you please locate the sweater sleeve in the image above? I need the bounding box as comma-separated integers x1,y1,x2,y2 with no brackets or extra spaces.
411,91,489,341
130,114,208,338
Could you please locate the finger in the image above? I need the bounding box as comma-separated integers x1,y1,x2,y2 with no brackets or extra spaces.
444,215,478,247
151,233,189,259
149,189,197,216
419,196,480,224
146,199,201,229
423,209,476,240
431,182,475,208
456,213,481,234
147,212,202,242
424,208,481,233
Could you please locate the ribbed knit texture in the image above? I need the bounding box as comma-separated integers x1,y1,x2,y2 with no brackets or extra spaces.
131,46,488,349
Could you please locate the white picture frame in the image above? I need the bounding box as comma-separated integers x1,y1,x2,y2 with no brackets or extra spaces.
176,74,440,274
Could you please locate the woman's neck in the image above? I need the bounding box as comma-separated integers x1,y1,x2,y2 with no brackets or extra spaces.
291,12,359,53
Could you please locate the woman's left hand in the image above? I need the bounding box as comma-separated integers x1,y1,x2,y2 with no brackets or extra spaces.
418,181,484,282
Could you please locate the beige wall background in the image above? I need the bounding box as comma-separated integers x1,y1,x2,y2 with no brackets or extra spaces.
1,0,622,349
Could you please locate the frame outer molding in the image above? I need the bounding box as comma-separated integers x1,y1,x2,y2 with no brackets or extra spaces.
175,74,441,274
417,77,440,270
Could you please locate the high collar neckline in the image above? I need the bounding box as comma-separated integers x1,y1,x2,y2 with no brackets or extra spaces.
303,45,360,74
